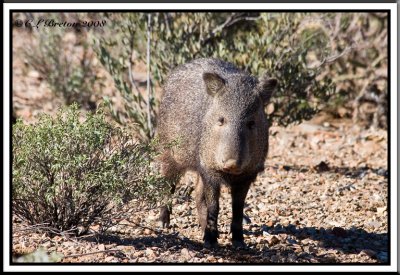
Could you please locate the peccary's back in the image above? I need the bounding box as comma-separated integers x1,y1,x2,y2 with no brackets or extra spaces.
157,58,248,168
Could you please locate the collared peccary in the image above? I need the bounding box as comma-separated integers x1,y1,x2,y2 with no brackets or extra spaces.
157,58,277,248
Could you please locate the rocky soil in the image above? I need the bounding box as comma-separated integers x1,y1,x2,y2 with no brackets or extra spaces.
11,24,389,265
12,116,389,264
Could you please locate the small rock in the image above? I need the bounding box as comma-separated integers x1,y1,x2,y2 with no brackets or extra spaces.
266,235,280,246
257,202,265,210
104,256,118,262
256,236,266,244
262,231,271,237
145,248,156,257
266,220,275,228
98,244,105,251
28,70,40,78
376,168,388,178
42,242,51,249
376,206,387,215
366,221,381,229
332,227,347,238
360,249,377,258
314,161,330,173
206,255,217,262
243,215,252,225
301,238,312,245
180,248,194,260
281,219,290,226
133,250,144,257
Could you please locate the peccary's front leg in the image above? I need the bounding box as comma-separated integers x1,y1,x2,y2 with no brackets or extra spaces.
195,175,207,230
231,182,251,248
202,179,221,248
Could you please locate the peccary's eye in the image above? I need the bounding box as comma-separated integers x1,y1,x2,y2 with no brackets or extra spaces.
217,117,225,126
247,121,255,129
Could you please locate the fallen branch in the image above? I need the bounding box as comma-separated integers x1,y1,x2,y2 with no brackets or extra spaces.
63,249,122,258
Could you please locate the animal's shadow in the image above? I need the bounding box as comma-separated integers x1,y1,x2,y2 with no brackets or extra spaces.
82,164,388,263
83,223,388,264
266,164,388,179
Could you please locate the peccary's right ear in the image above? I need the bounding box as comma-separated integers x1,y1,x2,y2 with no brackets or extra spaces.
258,75,278,104
203,72,226,96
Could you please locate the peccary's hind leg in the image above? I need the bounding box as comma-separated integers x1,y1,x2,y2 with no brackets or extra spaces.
231,181,251,248
159,184,176,228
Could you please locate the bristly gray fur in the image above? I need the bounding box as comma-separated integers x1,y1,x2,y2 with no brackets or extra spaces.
156,57,277,247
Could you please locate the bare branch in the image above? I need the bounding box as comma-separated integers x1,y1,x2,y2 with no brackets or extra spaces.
63,249,122,258
146,13,153,138
200,13,261,46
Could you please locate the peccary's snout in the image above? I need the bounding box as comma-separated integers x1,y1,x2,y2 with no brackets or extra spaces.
217,130,248,175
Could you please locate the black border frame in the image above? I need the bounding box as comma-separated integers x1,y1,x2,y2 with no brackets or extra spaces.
7,8,393,268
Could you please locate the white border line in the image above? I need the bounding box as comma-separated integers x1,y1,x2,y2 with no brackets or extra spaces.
4,2,397,272
3,2,398,10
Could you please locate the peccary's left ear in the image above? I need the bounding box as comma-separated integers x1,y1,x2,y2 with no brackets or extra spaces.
258,75,278,104
203,72,226,96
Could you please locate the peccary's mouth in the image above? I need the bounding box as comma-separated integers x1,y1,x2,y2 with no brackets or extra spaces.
221,167,243,175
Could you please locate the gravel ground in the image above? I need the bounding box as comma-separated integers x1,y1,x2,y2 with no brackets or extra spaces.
12,117,388,264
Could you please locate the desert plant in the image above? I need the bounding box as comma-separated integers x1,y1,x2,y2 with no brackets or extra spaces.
95,12,336,132
96,12,387,132
94,13,156,141
13,247,63,263
24,25,98,110
12,104,172,234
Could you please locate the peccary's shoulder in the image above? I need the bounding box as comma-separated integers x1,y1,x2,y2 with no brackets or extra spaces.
167,58,245,80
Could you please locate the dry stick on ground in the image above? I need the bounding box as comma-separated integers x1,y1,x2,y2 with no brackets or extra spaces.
13,223,77,236
63,249,122,259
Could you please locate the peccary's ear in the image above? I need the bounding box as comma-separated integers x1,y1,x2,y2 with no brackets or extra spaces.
203,72,226,96
258,75,278,104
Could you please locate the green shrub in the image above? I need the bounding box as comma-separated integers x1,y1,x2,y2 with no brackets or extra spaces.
24,25,98,110
12,104,172,234
96,12,387,131
13,248,63,263
95,12,336,132
94,13,157,141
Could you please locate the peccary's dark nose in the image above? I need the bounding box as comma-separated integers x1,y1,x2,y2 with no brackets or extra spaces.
222,159,241,174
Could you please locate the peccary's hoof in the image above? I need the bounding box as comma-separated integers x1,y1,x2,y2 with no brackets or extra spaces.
232,240,248,250
159,206,171,228
242,214,251,225
204,241,219,250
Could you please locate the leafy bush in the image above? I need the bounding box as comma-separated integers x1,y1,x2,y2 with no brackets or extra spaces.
13,247,63,263
94,13,156,141
24,25,98,110
96,12,387,132
12,104,172,234
95,12,336,131
321,13,388,129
